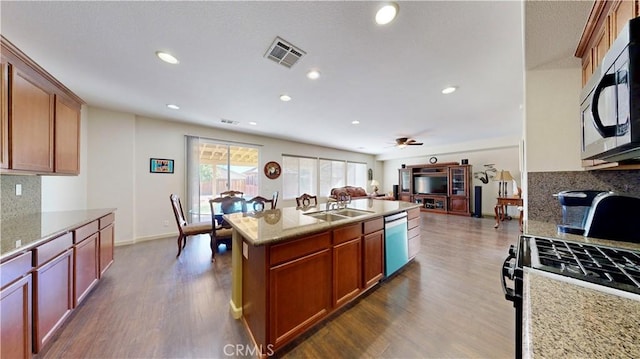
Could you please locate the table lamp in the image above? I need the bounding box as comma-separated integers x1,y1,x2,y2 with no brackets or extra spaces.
494,170,514,197
370,180,379,195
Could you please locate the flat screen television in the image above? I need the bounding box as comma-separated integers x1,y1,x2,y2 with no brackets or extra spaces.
414,176,448,194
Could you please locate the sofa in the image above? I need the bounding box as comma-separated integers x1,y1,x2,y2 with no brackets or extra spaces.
329,186,394,201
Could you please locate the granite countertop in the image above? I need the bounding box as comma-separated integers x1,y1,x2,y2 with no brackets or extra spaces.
224,198,420,246
1,208,116,261
522,219,640,357
523,269,640,358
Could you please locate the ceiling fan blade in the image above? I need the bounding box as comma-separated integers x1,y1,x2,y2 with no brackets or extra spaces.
408,142,423,145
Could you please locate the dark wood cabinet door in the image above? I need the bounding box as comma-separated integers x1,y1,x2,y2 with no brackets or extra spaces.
54,96,80,174
34,249,73,353
449,196,468,213
99,224,114,276
0,275,31,359
269,249,331,348
333,238,361,307
363,230,384,289
10,65,54,172
74,233,99,306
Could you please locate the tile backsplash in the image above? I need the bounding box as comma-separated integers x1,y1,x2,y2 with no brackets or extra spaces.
527,170,640,223
1,175,41,219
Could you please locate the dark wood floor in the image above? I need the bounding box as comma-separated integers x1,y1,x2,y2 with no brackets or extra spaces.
37,213,520,359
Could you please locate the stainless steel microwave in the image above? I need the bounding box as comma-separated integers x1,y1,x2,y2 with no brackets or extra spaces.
580,17,639,162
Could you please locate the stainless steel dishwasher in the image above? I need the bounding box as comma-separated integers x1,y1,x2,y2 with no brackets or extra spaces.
384,212,409,276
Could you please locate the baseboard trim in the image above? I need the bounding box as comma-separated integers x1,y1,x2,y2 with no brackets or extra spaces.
114,232,177,247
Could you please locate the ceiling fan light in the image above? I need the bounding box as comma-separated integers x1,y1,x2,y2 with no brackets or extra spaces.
376,3,399,25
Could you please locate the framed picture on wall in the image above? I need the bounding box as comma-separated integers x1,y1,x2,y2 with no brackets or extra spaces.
150,158,174,174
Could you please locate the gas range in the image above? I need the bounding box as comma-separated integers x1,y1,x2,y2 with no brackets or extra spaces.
525,236,640,295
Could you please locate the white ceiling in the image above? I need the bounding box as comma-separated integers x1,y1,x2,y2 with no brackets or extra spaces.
0,1,592,156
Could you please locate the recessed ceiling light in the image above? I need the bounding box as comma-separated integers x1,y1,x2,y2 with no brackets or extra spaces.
307,70,321,80
375,3,399,25
442,86,458,94
280,94,292,102
166,104,180,110
249,121,257,126
352,120,360,125
156,51,179,64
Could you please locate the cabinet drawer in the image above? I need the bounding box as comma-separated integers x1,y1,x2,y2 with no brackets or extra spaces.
34,232,73,267
0,252,32,288
363,217,383,234
408,226,420,240
74,220,98,243
407,208,420,219
500,200,522,206
408,217,420,230
99,213,115,229
270,232,331,266
333,223,361,245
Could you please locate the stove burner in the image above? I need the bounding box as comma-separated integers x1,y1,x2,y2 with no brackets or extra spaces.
529,237,640,294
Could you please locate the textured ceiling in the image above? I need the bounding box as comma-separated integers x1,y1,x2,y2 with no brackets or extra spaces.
0,1,591,156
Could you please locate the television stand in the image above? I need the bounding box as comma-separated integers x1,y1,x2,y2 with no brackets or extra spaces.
415,194,448,213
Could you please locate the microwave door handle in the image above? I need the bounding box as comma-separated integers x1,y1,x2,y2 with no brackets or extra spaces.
590,73,618,138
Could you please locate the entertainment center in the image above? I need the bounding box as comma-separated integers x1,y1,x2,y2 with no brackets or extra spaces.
398,162,471,216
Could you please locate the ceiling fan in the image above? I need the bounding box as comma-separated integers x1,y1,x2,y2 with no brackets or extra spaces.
395,137,423,148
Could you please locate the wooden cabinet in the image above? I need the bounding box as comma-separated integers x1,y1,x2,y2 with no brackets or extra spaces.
10,63,55,172
0,252,32,359
362,218,384,289
576,1,639,86
0,36,83,175
407,208,421,260
54,96,80,174
333,224,362,307
74,221,99,306
99,214,115,276
398,168,412,201
32,232,73,353
268,232,332,348
400,163,471,216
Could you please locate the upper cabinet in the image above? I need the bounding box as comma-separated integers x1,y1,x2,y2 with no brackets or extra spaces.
0,36,83,175
576,1,639,86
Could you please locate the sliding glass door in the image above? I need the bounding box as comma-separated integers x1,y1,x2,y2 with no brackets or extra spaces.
186,136,259,222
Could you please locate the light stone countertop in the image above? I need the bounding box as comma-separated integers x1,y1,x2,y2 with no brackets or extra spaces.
523,269,640,359
1,208,116,261
223,198,420,246
522,220,640,358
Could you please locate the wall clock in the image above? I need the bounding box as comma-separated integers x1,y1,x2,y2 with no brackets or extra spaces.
429,156,438,164
264,161,281,179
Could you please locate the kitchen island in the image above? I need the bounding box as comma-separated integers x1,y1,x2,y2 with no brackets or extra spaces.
522,220,640,358
223,198,421,355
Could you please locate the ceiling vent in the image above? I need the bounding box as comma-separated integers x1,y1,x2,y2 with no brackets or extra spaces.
220,119,239,125
265,37,306,68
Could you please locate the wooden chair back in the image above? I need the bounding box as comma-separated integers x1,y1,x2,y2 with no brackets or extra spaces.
219,190,244,198
210,196,247,228
272,191,279,209
296,193,318,207
248,196,275,212
170,194,187,229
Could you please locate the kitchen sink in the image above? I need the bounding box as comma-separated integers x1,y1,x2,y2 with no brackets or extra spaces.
332,209,374,217
304,208,373,221
304,212,348,221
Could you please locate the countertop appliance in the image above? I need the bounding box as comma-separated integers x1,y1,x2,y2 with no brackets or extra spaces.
501,235,640,359
384,212,409,277
580,17,640,162
554,190,609,234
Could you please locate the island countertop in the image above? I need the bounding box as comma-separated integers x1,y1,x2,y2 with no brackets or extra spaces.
1,208,116,261
223,198,420,246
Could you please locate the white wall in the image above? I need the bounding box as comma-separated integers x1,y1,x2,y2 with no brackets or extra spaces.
381,145,520,216
525,67,583,172
84,107,375,244
42,106,89,211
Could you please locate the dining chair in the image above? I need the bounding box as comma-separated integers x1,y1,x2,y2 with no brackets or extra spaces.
248,196,275,212
219,190,244,198
169,194,213,258
296,193,318,207
209,196,247,261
